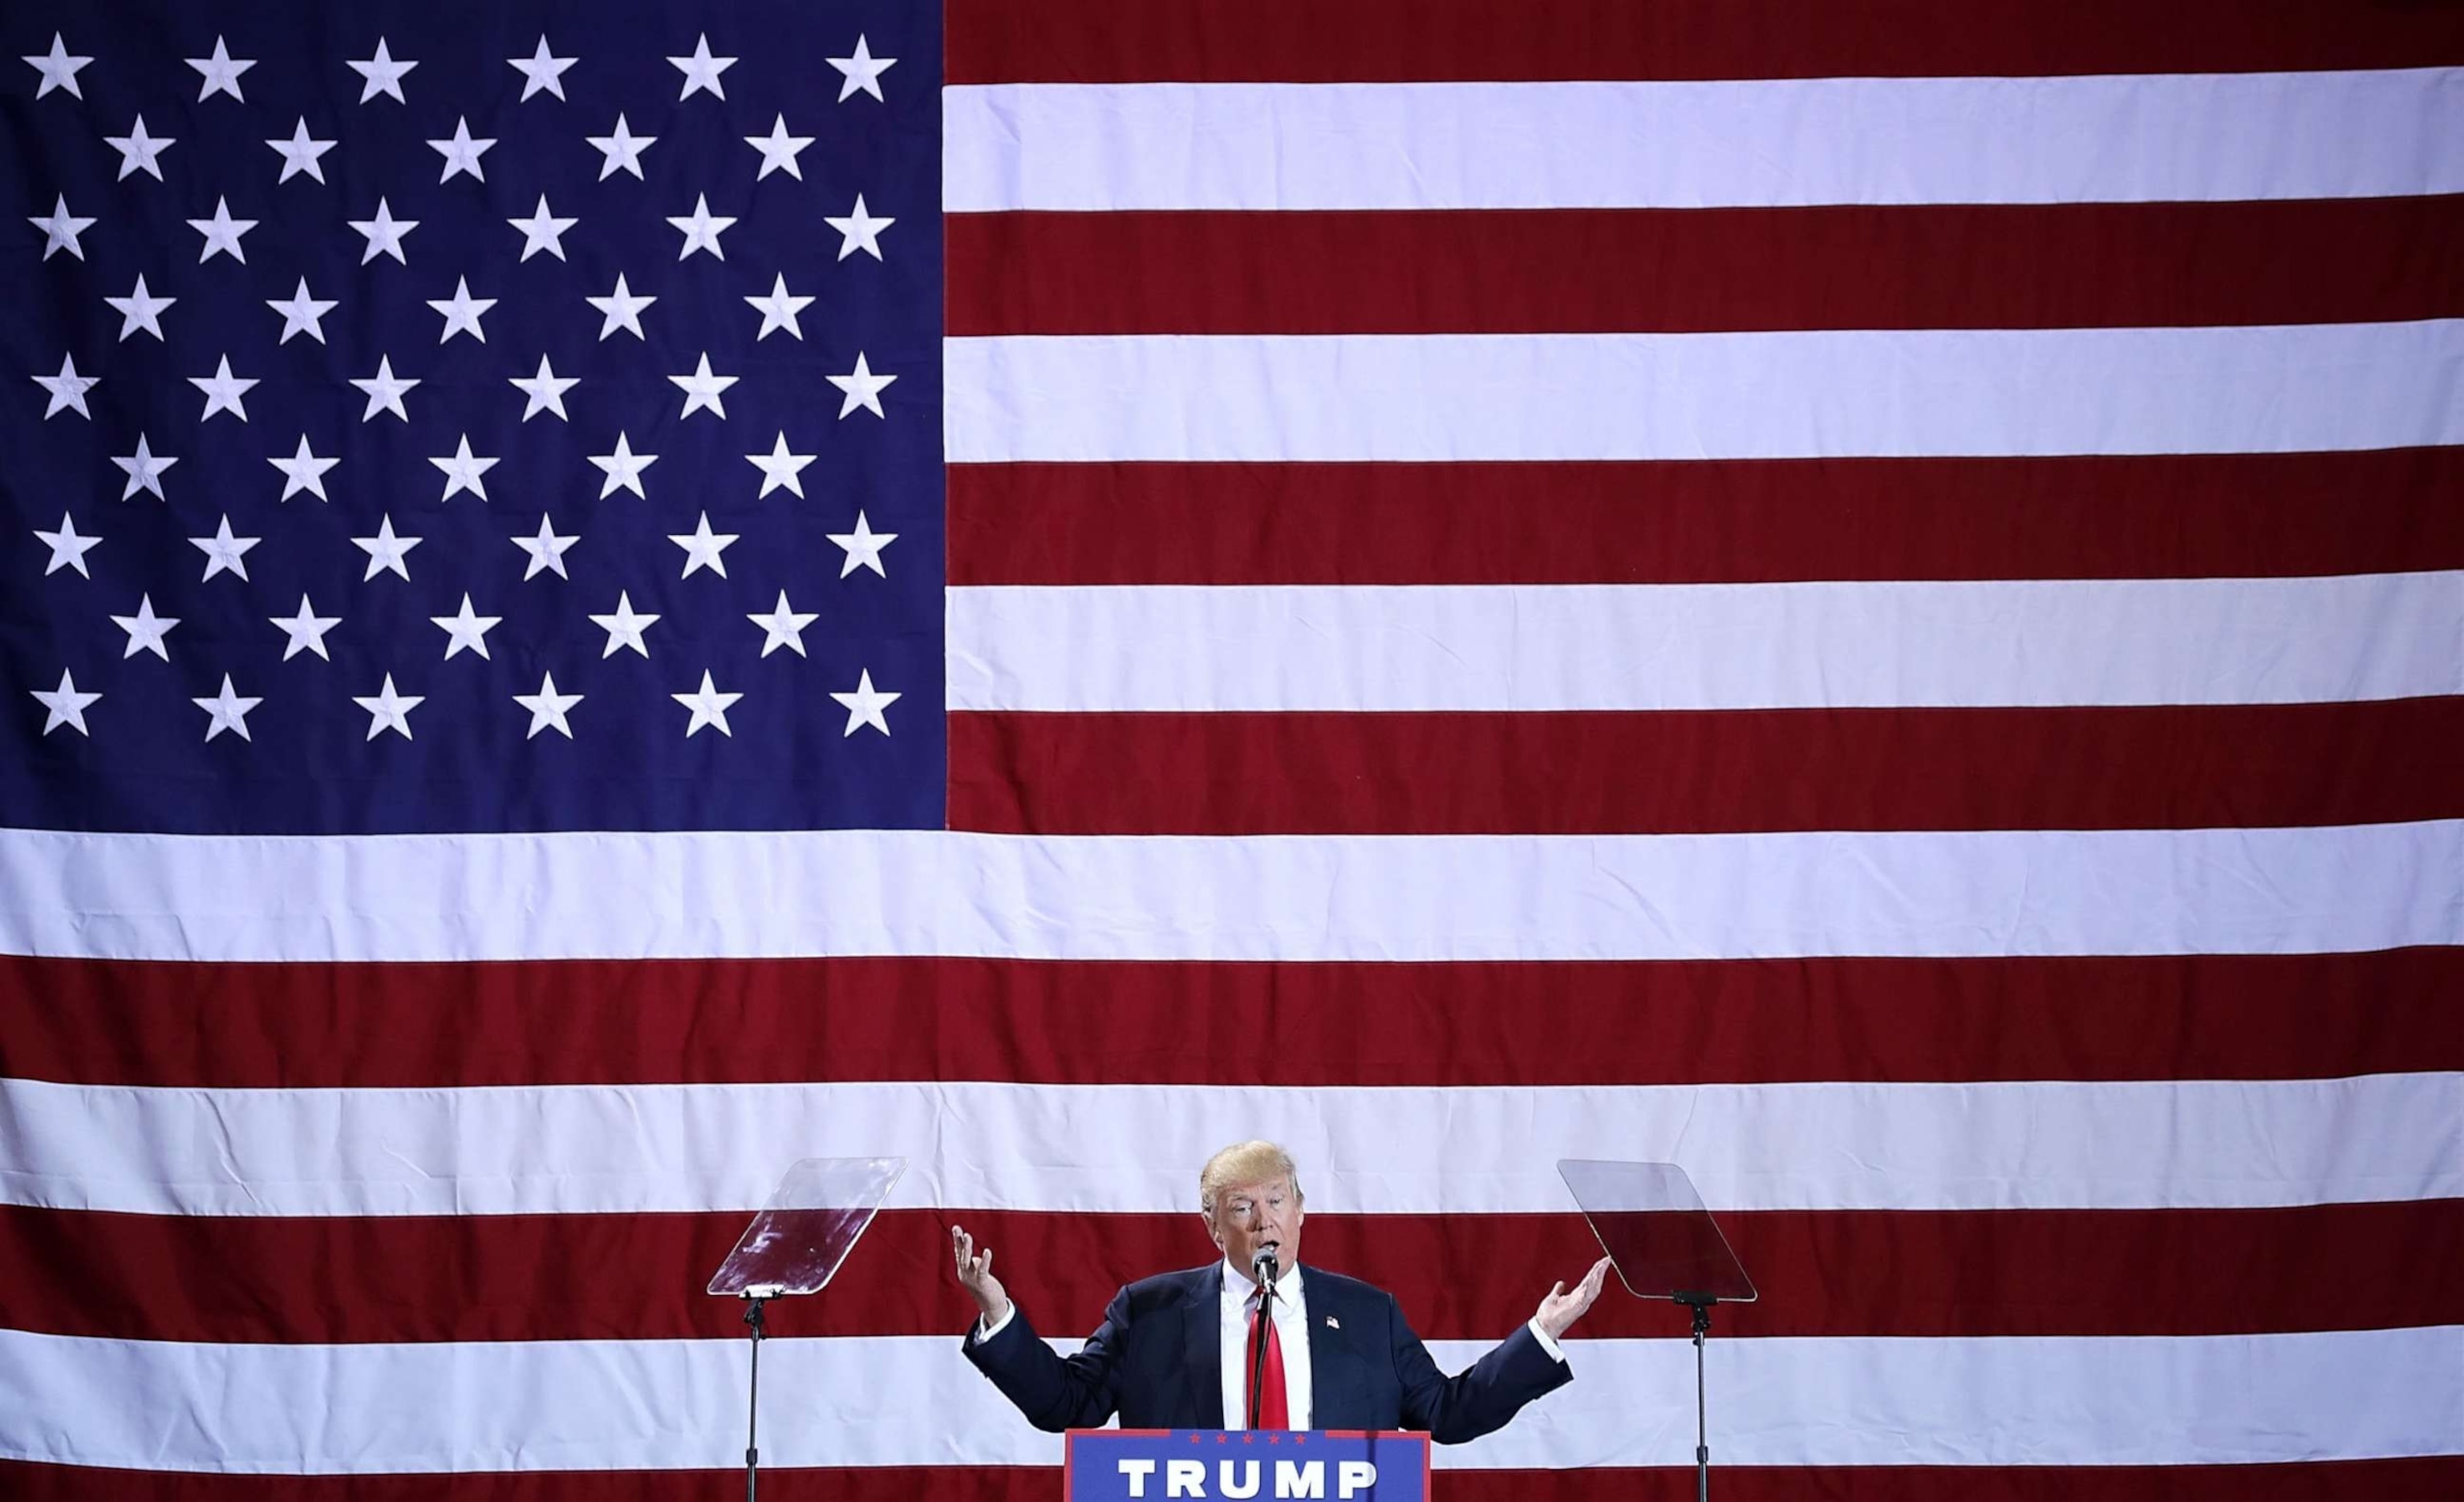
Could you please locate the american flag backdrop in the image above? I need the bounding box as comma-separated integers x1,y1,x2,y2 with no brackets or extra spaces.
2,0,2461,1496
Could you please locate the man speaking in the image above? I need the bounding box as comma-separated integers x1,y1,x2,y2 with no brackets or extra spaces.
951,1140,1611,1440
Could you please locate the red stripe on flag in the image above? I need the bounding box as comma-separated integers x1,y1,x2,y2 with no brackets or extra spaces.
944,451,2464,587
6,1203,2456,1345
949,701,2464,836
948,200,2464,336
4,950,2454,1090
4,1459,2458,1501
944,0,2464,83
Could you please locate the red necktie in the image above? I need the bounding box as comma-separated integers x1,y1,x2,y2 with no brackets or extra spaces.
1246,1292,1291,1428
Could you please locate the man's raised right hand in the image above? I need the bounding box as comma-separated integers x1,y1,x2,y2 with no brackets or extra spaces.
950,1224,1011,1327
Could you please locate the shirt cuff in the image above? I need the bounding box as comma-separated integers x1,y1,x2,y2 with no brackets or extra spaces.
971,1305,1017,1345
1526,1317,1566,1362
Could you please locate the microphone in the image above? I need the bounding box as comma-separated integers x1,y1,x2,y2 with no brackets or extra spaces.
1246,1243,1281,1431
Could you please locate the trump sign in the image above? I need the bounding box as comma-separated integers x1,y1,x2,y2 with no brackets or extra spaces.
1065,1431,1432,1502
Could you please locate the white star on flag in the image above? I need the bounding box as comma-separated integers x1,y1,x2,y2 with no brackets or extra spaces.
33,354,96,419
269,435,339,501
825,195,894,261
352,674,424,741
266,119,337,184
267,277,339,344
34,512,103,577
669,34,736,100
590,593,659,658
111,435,179,500
346,39,417,104
428,117,496,183
669,353,738,419
111,595,178,660
747,432,817,497
509,195,578,261
828,352,896,418
30,195,95,261
514,672,584,739
188,196,257,263
22,34,92,100
431,435,499,501
828,511,898,578
428,276,496,343
432,594,503,662
351,515,422,581
828,35,896,102
588,114,656,180
511,354,578,421
748,591,820,658
512,515,580,580
587,273,656,339
745,115,814,180
187,37,256,103
190,515,259,581
32,670,100,737
107,274,176,341
509,38,577,101
745,274,815,340
670,512,739,578
671,670,744,737
270,595,342,662
351,355,419,422
830,670,900,737
668,194,736,260
104,115,176,181
350,198,418,265
590,433,658,498
194,674,262,742
190,354,259,423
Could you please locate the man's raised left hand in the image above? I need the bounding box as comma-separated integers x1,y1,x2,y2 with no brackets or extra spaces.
1533,1256,1612,1340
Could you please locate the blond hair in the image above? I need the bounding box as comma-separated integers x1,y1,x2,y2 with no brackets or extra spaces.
1199,1140,1304,1219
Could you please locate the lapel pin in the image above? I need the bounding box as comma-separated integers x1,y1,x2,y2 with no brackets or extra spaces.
1325,1315,1340,1329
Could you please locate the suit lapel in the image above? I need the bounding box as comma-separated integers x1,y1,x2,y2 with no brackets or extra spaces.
1184,1265,1225,1428
1302,1268,1363,1428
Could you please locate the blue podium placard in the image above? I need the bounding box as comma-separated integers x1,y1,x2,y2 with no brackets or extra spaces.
1065,1431,1431,1502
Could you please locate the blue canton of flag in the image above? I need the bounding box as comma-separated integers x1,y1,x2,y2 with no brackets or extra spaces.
2,0,943,833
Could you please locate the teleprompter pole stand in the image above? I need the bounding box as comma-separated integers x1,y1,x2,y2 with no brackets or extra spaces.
742,1284,783,1502
1675,1292,1716,1502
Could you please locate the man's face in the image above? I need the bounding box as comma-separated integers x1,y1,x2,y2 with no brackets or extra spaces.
1207,1176,1304,1277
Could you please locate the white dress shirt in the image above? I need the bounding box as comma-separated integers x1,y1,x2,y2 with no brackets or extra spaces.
1223,1257,1311,1429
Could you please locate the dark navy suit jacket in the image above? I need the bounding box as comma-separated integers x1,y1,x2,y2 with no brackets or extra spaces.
962,1262,1571,1443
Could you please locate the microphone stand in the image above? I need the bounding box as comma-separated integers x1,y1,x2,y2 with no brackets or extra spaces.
1246,1250,1279,1429
1675,1293,1716,1502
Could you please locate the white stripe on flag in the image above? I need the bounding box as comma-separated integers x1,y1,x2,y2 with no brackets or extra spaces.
2,821,2454,963
2,1326,2455,1472
942,323,2464,462
946,575,2464,712
942,71,2464,211
4,1074,2453,1217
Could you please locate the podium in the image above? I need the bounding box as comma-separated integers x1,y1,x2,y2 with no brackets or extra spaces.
1066,1431,1430,1502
